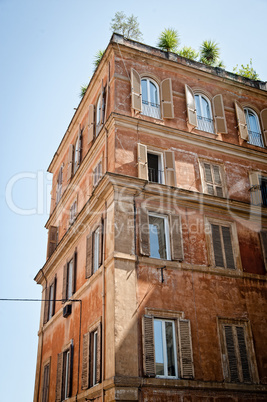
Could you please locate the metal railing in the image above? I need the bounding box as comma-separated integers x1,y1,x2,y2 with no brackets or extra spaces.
142,101,161,119
249,184,267,206
148,167,164,184
197,116,215,133
248,130,264,148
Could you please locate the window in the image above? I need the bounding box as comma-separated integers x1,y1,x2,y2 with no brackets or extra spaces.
93,226,101,273
200,161,225,197
141,78,161,119
55,343,73,401
69,200,77,225
67,128,82,181
249,172,267,207
47,225,58,258
62,251,77,302
43,276,57,324
93,160,102,187
147,152,164,184
195,93,214,133
218,319,259,384
148,213,170,260
56,166,63,205
41,361,50,402
95,85,106,137
244,108,264,148
85,222,103,278
81,323,102,390
142,312,194,379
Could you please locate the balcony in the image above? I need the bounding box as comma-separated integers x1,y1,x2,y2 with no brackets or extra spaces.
142,101,161,119
197,116,214,134
249,184,267,206
248,130,264,148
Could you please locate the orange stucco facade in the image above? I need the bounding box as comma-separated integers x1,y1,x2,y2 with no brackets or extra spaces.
34,34,267,401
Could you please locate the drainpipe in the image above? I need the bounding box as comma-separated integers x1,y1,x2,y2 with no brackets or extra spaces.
101,201,107,401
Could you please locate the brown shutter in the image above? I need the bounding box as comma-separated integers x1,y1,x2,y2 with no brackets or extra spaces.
67,344,73,398
72,250,77,295
185,85,197,127
78,126,83,165
222,226,235,270
98,219,103,267
55,352,63,402
224,325,239,382
260,231,267,270
139,208,150,257
81,332,90,389
137,143,148,180
249,172,261,205
47,226,57,258
96,322,102,384
204,163,215,195
260,108,267,145
86,233,93,278
52,275,57,317
236,326,251,382
211,224,224,267
161,78,174,119
142,315,155,377
41,361,50,402
99,80,104,125
43,286,49,325
164,150,176,187
88,104,95,144
178,319,194,379
131,68,142,112
212,94,228,134
62,263,67,302
235,101,249,140
67,144,74,181
170,215,184,261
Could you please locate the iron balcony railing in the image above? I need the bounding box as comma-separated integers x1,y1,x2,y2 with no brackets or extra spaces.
148,167,164,184
197,116,215,134
249,184,267,206
142,101,161,119
248,130,264,148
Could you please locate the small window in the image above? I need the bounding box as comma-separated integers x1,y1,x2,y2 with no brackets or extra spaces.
69,200,77,225
96,95,102,128
56,166,63,205
66,259,74,300
148,213,170,260
41,362,50,402
147,152,164,184
62,350,70,400
201,162,225,197
141,78,161,119
93,160,102,187
195,94,214,133
154,319,178,378
63,252,77,302
56,344,73,401
48,282,55,321
244,108,264,148
81,323,102,389
73,137,80,174
43,276,57,324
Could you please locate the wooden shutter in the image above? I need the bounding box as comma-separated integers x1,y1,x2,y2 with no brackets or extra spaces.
170,215,184,261
185,85,197,127
235,101,249,140
249,172,261,205
67,344,73,398
88,104,95,144
78,126,83,165
131,68,142,112
96,322,102,384
43,286,49,325
137,143,148,180
161,78,174,119
47,226,57,258
72,250,77,295
142,315,155,377
236,326,251,382
260,108,267,145
224,325,239,382
139,208,150,256
222,226,235,270
212,94,227,134
81,332,90,390
260,231,267,270
62,263,68,302
67,144,74,181
178,319,194,379
164,150,176,187
52,275,57,316
86,233,93,278
41,361,50,402
213,165,224,197
211,224,224,267
55,352,63,402
98,219,104,267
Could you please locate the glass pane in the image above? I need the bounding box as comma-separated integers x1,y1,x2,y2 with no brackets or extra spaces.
202,97,211,119
149,81,158,106
248,111,259,133
93,229,100,273
147,153,159,183
165,321,176,376
195,94,201,116
149,216,167,259
154,320,164,376
141,80,148,103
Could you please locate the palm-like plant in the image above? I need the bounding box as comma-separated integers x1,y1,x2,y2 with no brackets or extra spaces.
157,28,180,53
93,49,105,71
199,40,220,66
178,46,199,61
80,84,88,98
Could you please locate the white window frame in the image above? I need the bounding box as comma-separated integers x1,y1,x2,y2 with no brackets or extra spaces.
153,318,178,379
194,93,214,133
73,136,80,174
148,212,171,260
244,108,264,148
63,349,70,400
92,329,98,386
147,150,165,184
67,258,74,300
141,77,161,119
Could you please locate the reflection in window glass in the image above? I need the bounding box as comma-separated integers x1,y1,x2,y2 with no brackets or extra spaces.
149,215,167,259
153,319,177,378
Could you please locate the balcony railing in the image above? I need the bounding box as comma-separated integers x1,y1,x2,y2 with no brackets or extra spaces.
248,130,264,148
249,184,267,206
142,101,161,119
197,116,214,134
148,167,164,184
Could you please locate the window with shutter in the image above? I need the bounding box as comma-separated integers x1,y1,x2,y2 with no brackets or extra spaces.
56,343,73,401
47,225,58,259
63,252,77,302
88,104,95,144
41,361,50,402
195,93,215,133
93,160,102,187
69,200,77,225
201,162,225,197
82,323,102,389
67,144,74,181
141,78,161,119
260,108,267,146
56,166,63,205
148,213,170,260
43,276,57,324
211,223,235,269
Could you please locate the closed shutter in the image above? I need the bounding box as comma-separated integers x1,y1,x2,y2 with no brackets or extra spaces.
260,108,267,146
137,143,148,180
211,224,224,267
249,172,261,205
55,352,63,402
185,85,197,127
52,275,57,316
142,315,155,377
41,362,50,402
47,226,57,258
235,101,249,140
96,322,102,384
260,231,267,270
139,208,150,256
222,226,235,269
88,104,95,144
212,94,227,134
204,163,214,195
86,233,93,278
213,165,224,197
161,78,174,119
170,215,183,261
131,68,142,112
67,144,74,181
236,326,251,382
178,319,194,379
72,250,77,295
81,332,90,389
43,286,49,325
67,344,73,398
164,150,176,187
62,263,67,302
78,126,83,165
224,325,239,382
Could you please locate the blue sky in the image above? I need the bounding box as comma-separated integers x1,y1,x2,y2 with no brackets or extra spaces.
0,0,266,400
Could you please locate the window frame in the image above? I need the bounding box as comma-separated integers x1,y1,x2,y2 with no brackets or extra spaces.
147,150,165,184
244,107,264,148
93,160,102,187
93,226,100,273
81,321,102,390
69,199,77,225
194,93,215,134
148,212,171,260
56,165,63,205
199,160,227,198
41,359,50,402
141,77,161,119
66,258,74,300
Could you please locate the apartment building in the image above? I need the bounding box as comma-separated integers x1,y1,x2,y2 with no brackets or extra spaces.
34,34,267,401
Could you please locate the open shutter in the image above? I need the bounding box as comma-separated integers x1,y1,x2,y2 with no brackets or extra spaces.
81,332,90,390
249,172,261,205
185,85,197,127
67,344,73,398
43,286,49,325
222,226,235,270
88,104,95,144
86,233,93,278
62,263,67,302
161,78,174,119
164,150,176,187
72,250,77,295
139,208,150,257
212,94,228,134
96,322,102,384
99,80,104,125
142,315,155,377
52,275,57,316
260,109,267,146
260,231,267,270
67,144,74,181
137,143,148,180
211,224,224,268
235,101,249,140
47,226,57,258
55,352,63,402
178,319,194,379
170,215,184,261
131,68,142,112
98,219,103,267
224,325,239,382
78,126,83,165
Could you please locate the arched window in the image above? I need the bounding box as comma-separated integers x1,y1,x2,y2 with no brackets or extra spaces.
141,78,161,119
194,94,214,133
244,108,264,147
